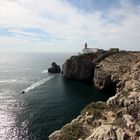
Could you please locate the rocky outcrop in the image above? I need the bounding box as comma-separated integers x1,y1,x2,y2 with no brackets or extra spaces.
94,52,140,91
62,54,95,81
48,62,61,74
62,51,112,82
49,51,140,140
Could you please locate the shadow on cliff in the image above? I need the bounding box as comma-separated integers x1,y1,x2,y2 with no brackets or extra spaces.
99,82,117,97
61,76,113,105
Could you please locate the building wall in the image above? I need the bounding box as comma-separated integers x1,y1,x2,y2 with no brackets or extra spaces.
82,48,99,53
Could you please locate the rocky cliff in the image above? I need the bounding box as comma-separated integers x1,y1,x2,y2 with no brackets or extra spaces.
49,51,140,140
62,51,112,82
62,53,95,81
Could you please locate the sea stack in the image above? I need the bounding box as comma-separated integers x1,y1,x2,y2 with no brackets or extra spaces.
48,62,61,74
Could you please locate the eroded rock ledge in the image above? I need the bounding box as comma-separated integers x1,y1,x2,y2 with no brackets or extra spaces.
49,51,140,140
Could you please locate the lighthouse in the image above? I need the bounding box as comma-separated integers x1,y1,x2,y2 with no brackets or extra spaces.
82,43,100,53
84,42,87,49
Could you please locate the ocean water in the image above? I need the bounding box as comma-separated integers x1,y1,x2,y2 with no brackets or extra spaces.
0,52,110,140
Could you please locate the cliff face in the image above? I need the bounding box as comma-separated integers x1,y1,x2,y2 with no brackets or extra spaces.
62,51,111,82
62,54,95,81
49,52,140,140
94,52,140,93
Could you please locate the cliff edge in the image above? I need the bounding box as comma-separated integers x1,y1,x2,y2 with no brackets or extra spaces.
62,51,113,82
49,51,140,140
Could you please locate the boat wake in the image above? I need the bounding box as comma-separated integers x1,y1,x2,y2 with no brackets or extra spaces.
22,75,54,93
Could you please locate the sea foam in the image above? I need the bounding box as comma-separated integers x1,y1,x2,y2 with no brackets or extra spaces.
22,75,54,93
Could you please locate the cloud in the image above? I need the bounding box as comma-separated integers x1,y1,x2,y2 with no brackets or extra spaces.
8,29,38,38
0,0,140,52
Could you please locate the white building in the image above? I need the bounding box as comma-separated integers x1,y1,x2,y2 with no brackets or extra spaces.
82,43,100,54
82,48,99,53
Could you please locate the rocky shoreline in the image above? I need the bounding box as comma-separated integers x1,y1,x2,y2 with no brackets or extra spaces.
49,51,140,140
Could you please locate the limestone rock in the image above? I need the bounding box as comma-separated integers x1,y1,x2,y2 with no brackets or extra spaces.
86,125,130,140
62,51,112,82
62,54,95,81
49,51,140,140
94,69,112,91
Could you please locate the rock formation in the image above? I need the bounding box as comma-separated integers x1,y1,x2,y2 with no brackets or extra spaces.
49,51,140,140
62,54,95,81
48,62,61,74
62,51,113,82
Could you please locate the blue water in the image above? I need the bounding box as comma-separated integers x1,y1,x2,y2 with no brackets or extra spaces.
0,53,110,140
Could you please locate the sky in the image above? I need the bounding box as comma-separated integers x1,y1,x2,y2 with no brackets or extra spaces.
0,0,140,52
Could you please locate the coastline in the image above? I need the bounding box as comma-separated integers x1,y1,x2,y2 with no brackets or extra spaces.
49,50,140,140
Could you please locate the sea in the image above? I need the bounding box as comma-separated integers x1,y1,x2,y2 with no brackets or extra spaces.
0,52,110,140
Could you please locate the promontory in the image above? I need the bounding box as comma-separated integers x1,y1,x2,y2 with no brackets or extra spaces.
49,50,140,140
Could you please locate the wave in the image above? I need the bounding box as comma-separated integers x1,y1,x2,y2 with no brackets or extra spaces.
22,76,54,93
41,70,48,74
0,79,17,84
